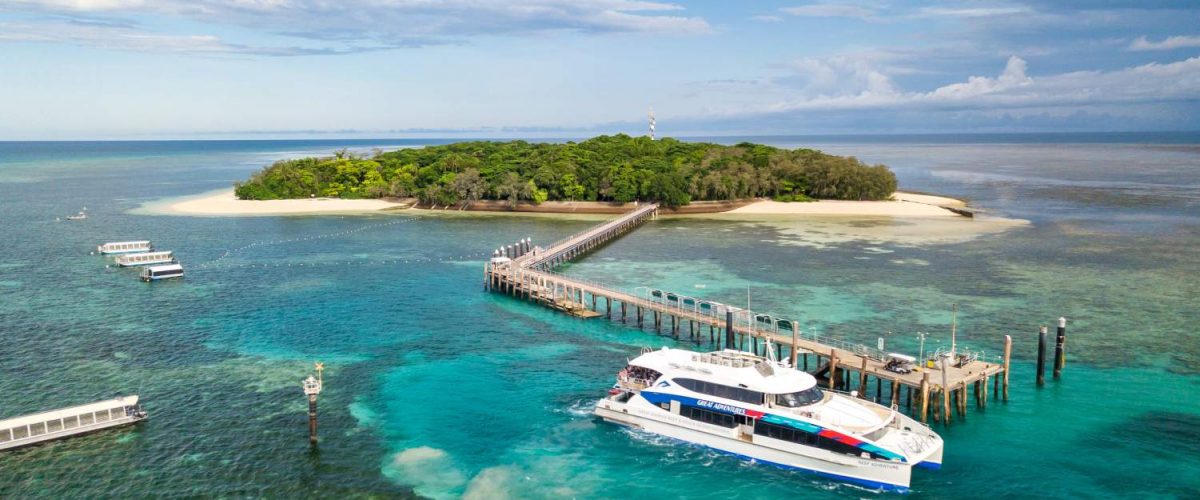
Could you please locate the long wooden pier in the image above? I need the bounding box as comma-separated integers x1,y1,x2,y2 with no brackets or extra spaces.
484,204,1010,424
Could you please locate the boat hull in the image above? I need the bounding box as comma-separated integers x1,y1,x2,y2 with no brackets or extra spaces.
595,397,916,491
0,414,146,451
100,249,147,254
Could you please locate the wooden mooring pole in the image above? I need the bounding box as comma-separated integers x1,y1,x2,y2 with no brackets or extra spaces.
1036,325,1047,387
1002,334,1012,401
919,372,930,424
1053,317,1067,379
724,311,735,350
827,350,839,390
789,322,799,367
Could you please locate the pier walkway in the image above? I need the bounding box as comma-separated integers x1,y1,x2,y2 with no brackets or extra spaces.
484,204,1009,424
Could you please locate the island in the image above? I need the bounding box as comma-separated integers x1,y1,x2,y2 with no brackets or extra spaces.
232,135,898,208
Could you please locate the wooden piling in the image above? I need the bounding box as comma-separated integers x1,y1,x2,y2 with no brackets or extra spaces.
858,358,868,397
724,311,735,350
1037,325,1047,386
828,350,839,390
1054,317,1067,379
940,356,951,424
789,322,799,367
919,372,930,423
1003,334,1012,402
980,374,989,408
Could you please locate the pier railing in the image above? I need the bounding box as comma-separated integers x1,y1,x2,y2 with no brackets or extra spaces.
484,203,1012,425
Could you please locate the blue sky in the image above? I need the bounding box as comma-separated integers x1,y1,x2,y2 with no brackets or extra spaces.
0,0,1198,139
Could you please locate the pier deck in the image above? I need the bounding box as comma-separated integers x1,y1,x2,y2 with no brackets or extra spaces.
485,204,1009,424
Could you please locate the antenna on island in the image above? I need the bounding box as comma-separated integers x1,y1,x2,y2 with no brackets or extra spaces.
950,303,958,358
648,107,656,140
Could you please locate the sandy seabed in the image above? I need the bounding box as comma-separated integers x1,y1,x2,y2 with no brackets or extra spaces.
727,192,963,217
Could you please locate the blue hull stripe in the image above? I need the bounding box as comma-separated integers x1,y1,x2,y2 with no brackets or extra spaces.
916,461,941,470
641,390,906,462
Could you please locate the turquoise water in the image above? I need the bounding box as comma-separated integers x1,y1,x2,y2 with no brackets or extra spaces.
0,137,1198,498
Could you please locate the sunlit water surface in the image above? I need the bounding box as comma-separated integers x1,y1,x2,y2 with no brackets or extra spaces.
0,136,1197,498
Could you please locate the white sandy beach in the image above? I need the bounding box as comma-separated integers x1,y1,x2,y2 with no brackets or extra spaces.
137,189,406,216
726,192,965,217
142,189,966,218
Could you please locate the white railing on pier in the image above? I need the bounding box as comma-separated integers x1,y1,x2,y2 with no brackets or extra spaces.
520,203,658,268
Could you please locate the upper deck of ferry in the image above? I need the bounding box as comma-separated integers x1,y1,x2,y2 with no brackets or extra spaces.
115,251,174,267
97,241,151,254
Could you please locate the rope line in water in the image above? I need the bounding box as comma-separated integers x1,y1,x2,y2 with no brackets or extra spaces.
191,250,495,273
195,216,420,270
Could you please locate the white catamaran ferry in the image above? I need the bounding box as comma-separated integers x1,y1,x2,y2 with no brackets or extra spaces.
141,263,184,282
594,345,943,491
97,241,151,254
115,251,174,267
0,396,147,451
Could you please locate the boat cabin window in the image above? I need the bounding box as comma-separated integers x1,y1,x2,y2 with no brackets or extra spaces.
47,419,63,432
79,413,94,425
755,420,818,446
0,428,12,442
775,387,825,407
679,405,738,428
64,416,79,429
11,426,28,439
673,378,765,405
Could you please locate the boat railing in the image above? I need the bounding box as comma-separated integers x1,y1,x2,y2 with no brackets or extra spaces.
617,375,653,392
802,333,890,362
692,352,757,368
931,346,989,366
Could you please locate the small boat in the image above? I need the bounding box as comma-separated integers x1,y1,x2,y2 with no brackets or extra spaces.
141,263,184,282
97,241,152,254
65,211,87,221
0,395,147,451
594,345,943,491
115,251,174,267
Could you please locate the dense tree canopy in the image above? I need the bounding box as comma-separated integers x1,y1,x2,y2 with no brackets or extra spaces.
234,135,897,207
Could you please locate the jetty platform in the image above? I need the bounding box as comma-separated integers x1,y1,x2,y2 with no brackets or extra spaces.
484,204,1010,424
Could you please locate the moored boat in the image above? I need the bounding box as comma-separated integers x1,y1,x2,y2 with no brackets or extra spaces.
97,241,152,254
115,251,174,267
594,345,943,491
141,263,184,281
0,395,147,451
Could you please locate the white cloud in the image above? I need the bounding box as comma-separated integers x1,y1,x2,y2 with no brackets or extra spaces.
780,4,876,20
917,6,1030,18
697,55,1200,117
4,0,713,42
0,19,383,55
785,56,899,98
751,15,783,23
1129,35,1200,51
927,56,1031,100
